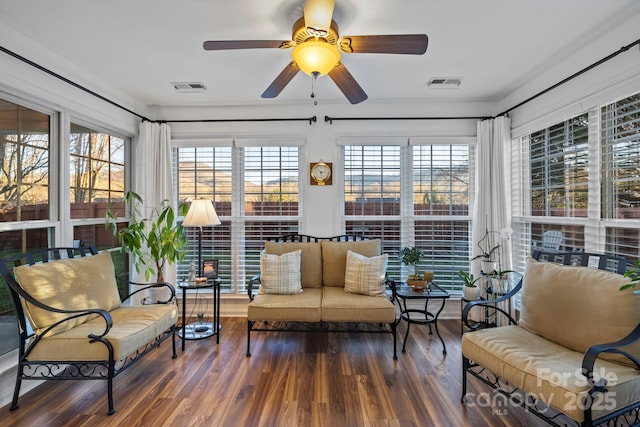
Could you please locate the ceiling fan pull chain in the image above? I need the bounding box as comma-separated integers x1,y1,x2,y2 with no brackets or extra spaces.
311,71,319,105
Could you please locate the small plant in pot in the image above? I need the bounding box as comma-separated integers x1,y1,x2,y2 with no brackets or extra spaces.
459,271,481,300
620,259,640,295
490,269,518,295
400,246,426,291
470,229,501,274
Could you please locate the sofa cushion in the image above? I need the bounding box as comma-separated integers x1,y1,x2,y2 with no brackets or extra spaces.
14,251,121,336
519,257,640,366
462,325,640,423
265,241,322,288
344,250,388,296
321,287,395,322
259,250,302,295
27,304,178,361
248,288,322,322
321,239,381,287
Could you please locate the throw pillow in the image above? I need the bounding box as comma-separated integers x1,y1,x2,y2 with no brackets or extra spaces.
321,239,381,287
344,250,388,296
259,249,303,295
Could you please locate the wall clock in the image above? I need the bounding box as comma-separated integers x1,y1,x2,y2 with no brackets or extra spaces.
310,161,332,186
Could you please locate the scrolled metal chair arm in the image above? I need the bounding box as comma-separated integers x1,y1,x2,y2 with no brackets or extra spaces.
462,279,522,330
582,322,640,388
248,273,261,301
124,281,176,304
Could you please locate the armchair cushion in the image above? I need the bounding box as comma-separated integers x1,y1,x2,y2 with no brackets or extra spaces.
14,251,121,335
27,304,178,361
462,324,640,423
519,257,640,366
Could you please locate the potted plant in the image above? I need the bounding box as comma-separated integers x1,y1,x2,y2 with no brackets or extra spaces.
459,270,481,300
621,259,640,295
106,191,189,283
400,246,426,290
490,269,518,295
470,229,501,274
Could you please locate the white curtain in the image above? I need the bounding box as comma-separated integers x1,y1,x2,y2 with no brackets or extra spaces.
471,116,512,278
133,121,175,285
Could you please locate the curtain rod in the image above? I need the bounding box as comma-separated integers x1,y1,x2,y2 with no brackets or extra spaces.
324,115,491,124
163,116,317,125
0,45,151,122
497,37,640,117
324,37,640,123
1,45,315,125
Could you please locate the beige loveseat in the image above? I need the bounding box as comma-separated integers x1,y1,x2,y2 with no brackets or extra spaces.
247,235,398,359
462,257,640,426
0,247,179,415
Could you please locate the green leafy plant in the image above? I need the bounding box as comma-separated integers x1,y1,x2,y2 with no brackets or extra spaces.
620,259,640,291
106,191,189,283
459,271,480,288
400,247,424,280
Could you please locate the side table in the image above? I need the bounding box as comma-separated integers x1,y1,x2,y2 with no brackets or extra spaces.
178,278,221,351
395,282,450,354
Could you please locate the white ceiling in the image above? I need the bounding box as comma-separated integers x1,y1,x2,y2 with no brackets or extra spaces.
0,0,639,110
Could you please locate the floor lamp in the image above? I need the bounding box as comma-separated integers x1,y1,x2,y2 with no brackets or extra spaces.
183,199,221,278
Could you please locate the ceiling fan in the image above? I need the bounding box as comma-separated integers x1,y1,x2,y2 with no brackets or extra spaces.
203,0,428,104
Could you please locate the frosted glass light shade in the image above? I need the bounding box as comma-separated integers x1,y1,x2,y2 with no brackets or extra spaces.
292,40,341,76
183,199,221,227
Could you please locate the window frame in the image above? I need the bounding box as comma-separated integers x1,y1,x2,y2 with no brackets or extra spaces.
172,139,303,294
339,138,475,293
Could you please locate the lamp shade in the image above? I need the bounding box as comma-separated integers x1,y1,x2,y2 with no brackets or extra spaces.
183,199,221,227
292,39,341,76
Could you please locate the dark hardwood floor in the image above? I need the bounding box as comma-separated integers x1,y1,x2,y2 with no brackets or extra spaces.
1,318,549,426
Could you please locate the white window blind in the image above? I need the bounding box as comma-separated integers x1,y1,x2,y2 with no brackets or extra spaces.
343,141,473,292
530,113,589,219
173,144,301,293
174,146,233,291
602,92,640,261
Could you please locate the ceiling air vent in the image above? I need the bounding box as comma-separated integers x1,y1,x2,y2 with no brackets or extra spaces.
171,82,207,93
427,77,462,89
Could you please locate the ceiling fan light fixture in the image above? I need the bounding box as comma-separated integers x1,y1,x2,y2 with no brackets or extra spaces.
292,39,341,76
304,0,335,36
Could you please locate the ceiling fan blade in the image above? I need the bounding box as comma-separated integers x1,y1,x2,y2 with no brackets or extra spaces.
203,40,291,50
261,62,300,99
339,34,428,55
303,0,335,35
328,63,368,105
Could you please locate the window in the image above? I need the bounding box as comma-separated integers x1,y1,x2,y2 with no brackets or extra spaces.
0,100,50,223
343,141,473,292
602,93,640,260
512,90,640,269
69,123,129,297
601,93,640,220
0,99,52,356
173,143,301,293
530,113,589,218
